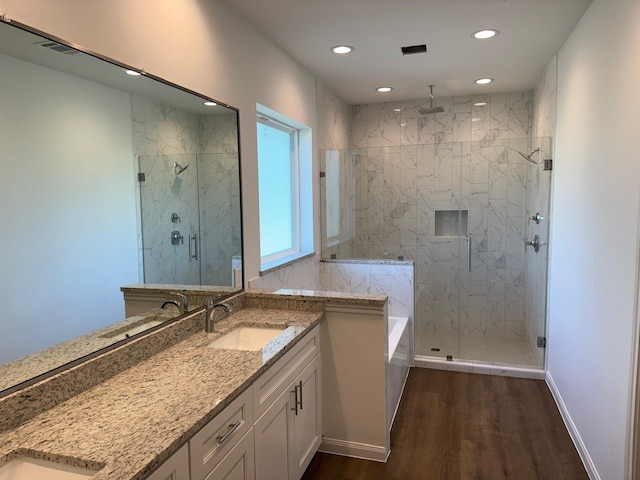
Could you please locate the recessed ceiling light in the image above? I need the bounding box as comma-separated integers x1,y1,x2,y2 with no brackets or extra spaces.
472,29,499,40
203,101,217,106
475,78,494,85
474,102,488,106
125,69,142,76
376,86,393,93
331,45,354,54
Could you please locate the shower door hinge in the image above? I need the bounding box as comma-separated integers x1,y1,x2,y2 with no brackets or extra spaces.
537,336,547,348
138,172,146,182
543,159,553,171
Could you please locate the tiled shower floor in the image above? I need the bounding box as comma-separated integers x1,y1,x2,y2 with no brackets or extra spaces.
415,332,541,367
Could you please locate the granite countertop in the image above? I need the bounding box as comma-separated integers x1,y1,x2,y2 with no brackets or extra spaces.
0,307,180,392
251,288,387,305
0,307,322,480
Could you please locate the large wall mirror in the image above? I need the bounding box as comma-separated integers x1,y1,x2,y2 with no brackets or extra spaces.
0,20,243,395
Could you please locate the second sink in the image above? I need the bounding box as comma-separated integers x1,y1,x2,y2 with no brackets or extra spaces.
208,327,286,351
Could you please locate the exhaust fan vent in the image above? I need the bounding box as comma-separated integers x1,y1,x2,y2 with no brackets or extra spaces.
35,40,77,55
401,44,427,55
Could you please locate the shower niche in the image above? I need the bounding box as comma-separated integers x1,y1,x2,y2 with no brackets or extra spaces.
435,210,468,237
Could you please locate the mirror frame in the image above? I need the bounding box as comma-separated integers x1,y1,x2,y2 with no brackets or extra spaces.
0,17,245,398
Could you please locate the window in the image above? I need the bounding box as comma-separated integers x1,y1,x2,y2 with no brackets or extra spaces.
256,107,313,270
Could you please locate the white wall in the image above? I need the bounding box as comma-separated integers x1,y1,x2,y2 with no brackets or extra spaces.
548,0,640,478
0,53,138,362
0,0,320,286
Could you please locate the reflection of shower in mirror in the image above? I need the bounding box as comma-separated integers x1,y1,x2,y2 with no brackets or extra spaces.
173,161,189,175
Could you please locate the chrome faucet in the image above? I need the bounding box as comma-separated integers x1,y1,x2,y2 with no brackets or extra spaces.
205,297,233,333
161,293,188,315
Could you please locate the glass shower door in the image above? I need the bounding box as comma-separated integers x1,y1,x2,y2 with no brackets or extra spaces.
138,153,201,285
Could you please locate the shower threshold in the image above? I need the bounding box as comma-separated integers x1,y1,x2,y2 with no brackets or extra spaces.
414,355,545,379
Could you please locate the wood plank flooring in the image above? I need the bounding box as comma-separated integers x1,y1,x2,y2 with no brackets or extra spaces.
301,368,588,480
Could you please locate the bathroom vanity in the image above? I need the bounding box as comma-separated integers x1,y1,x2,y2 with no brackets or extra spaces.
0,289,408,480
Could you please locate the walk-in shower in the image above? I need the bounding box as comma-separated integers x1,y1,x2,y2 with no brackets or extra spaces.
319,93,553,370
138,153,241,287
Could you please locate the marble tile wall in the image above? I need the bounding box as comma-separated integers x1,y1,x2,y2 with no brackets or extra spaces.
132,95,240,287
319,261,414,319
322,91,538,347
248,255,320,290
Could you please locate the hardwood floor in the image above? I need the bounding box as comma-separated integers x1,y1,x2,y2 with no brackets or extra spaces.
302,368,588,480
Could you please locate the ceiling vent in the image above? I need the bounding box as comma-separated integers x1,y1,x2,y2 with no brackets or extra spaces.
401,44,427,55
35,40,77,55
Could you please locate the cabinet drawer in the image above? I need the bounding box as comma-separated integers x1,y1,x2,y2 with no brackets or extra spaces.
204,429,255,480
190,386,254,480
253,326,320,421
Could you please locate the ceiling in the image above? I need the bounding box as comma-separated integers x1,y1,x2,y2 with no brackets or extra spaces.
221,0,593,104
0,22,234,115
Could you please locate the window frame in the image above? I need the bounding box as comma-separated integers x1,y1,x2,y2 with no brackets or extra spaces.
256,114,302,265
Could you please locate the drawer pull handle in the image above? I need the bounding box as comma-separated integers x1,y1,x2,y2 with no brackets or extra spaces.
291,380,304,415
216,420,242,444
291,385,299,415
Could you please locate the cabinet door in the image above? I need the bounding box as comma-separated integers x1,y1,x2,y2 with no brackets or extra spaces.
254,386,293,480
204,429,255,480
290,354,322,480
147,444,189,480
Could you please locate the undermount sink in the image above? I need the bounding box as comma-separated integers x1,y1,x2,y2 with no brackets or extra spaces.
0,457,96,480
208,327,286,351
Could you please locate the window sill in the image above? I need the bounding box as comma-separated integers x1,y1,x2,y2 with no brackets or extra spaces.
260,251,316,276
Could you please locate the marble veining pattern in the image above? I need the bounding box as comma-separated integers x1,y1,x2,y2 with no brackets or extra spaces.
133,95,240,287
319,89,551,366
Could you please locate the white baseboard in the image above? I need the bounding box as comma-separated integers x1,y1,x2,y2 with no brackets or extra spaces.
319,438,389,462
546,370,600,480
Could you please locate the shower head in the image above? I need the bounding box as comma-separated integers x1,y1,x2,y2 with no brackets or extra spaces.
173,162,189,175
517,148,541,165
418,85,445,115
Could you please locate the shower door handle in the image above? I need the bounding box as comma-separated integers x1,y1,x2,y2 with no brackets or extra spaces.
189,234,198,261
466,236,471,272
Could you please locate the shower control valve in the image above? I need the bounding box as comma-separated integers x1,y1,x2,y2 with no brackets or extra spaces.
524,234,545,253
171,230,184,245
529,212,545,224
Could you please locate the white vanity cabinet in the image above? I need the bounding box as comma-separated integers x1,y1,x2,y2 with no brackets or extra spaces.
253,326,322,480
146,325,321,480
147,444,190,480
190,387,254,480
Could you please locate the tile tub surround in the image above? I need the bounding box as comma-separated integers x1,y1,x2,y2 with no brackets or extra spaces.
318,260,414,319
0,308,322,480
